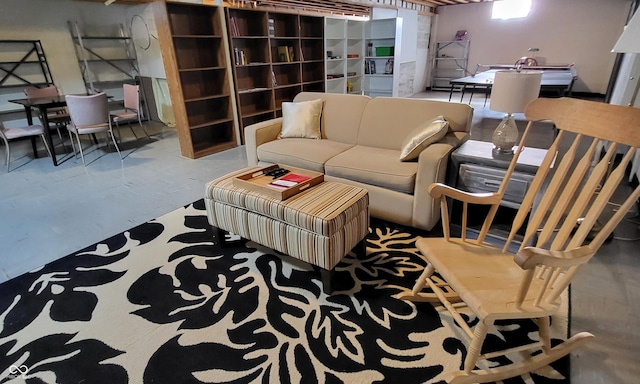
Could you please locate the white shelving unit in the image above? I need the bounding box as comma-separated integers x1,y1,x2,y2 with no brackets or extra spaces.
324,18,365,94
346,19,365,94
324,17,403,97
363,18,401,97
324,17,347,94
431,40,470,91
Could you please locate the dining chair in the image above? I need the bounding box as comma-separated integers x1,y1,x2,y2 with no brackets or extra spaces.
0,121,52,172
111,84,150,140
401,97,640,383
23,85,70,143
66,92,122,166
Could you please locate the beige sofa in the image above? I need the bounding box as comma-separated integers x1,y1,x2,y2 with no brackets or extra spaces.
244,92,473,231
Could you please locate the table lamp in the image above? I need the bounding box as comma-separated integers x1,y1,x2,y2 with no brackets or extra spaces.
612,9,640,107
489,70,542,157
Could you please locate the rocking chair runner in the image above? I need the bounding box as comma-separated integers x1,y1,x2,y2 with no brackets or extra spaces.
402,97,640,384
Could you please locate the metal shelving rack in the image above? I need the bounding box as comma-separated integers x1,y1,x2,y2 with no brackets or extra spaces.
68,21,139,98
431,40,470,91
0,40,55,116
0,40,54,89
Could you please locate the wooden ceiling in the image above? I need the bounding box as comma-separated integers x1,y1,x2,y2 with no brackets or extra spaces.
230,0,496,17
75,0,496,17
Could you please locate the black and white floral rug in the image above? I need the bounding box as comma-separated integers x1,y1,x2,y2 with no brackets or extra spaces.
0,200,569,383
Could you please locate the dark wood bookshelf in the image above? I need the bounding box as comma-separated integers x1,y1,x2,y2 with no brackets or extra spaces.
226,8,324,144
155,2,238,159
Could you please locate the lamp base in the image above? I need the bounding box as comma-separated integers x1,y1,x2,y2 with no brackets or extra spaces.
492,148,515,159
492,113,519,157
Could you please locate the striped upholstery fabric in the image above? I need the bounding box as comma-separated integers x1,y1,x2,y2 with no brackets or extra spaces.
205,167,369,270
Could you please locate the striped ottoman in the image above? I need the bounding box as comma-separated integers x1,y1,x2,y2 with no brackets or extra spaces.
205,167,369,292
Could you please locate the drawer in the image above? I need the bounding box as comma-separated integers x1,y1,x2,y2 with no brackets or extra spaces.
458,163,534,205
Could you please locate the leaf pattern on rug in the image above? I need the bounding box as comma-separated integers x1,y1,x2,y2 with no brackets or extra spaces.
0,252,128,339
0,200,569,384
0,334,127,383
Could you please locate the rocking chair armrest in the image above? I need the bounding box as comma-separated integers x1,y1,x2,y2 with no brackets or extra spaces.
428,182,502,205
515,245,595,269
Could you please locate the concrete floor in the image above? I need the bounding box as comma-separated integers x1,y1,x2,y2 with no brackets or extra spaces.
1,92,638,383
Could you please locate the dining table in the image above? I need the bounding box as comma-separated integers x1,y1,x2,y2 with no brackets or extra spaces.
9,95,69,166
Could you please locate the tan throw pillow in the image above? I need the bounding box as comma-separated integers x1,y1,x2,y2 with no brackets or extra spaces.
399,116,449,161
279,99,324,139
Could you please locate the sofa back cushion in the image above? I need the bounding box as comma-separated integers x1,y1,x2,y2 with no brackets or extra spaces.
356,97,473,150
293,92,370,145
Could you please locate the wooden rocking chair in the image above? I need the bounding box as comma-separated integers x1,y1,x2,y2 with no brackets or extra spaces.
402,97,640,383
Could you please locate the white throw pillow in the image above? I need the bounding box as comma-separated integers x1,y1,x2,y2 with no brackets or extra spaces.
279,99,324,139
399,116,449,161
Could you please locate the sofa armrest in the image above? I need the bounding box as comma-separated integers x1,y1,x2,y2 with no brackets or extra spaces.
411,131,469,230
244,118,283,165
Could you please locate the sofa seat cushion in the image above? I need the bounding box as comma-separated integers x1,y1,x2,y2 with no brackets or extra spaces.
257,138,354,173
325,145,418,194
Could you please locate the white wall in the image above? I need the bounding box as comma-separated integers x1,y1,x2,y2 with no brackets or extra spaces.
0,0,134,95
127,3,166,79
414,14,431,94
0,0,170,126
433,0,631,94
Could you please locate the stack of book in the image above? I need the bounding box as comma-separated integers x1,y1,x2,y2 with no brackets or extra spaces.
229,16,240,37
233,48,247,65
269,173,312,189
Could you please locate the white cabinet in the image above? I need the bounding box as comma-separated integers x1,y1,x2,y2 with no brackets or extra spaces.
324,18,365,94
431,40,470,91
363,18,402,97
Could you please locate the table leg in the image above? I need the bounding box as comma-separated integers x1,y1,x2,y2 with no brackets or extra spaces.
459,85,466,103
22,106,40,159
215,226,244,247
30,137,38,157
468,85,476,104
23,105,33,125
320,268,335,295
448,84,454,102
38,106,58,166
484,85,491,107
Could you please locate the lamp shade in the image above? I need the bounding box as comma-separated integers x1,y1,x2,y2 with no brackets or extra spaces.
490,70,542,113
612,9,640,53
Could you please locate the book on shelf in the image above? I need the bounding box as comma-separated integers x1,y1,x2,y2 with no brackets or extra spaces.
271,70,277,87
288,46,294,62
277,46,290,62
267,18,275,37
234,48,247,65
230,16,239,37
